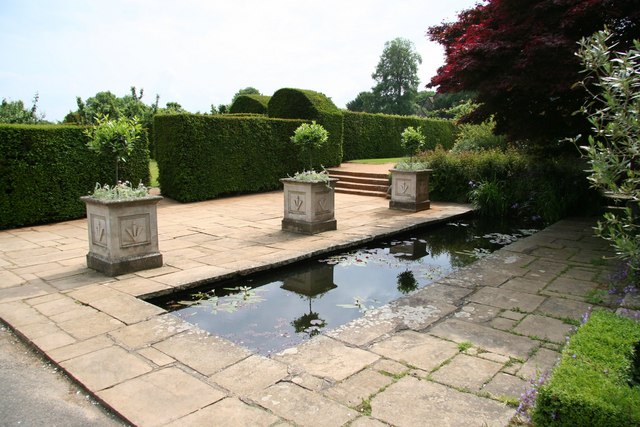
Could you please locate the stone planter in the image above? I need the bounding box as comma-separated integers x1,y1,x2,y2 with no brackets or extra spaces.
389,169,432,212
81,195,163,276
281,178,338,234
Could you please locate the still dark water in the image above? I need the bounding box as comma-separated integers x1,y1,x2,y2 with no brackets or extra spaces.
152,217,538,355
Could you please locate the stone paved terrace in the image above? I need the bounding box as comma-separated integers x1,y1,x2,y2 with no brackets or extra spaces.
0,186,625,426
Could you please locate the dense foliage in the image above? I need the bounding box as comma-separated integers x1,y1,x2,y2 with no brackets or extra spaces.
574,29,640,271
0,124,149,229
533,310,640,426
154,114,306,202
0,94,47,124
342,111,457,160
427,0,640,144
422,148,601,224
229,94,270,114
347,38,422,116
268,88,343,168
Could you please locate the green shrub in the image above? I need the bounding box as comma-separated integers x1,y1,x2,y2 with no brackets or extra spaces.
342,111,457,161
154,114,306,202
533,310,640,426
422,148,602,223
268,88,343,168
229,94,270,114
0,124,149,229
451,118,507,153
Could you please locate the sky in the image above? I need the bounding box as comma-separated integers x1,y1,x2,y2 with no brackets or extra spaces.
1,0,478,122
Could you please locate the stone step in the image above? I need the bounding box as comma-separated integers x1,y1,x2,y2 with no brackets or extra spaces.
335,188,389,198
326,169,389,180
336,182,389,193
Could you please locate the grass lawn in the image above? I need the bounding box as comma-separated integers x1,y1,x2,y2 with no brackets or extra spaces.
349,157,406,164
149,159,159,188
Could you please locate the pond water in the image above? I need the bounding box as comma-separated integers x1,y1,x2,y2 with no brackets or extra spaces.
152,217,539,356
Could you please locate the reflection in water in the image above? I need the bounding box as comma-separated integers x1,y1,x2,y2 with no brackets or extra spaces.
154,218,538,356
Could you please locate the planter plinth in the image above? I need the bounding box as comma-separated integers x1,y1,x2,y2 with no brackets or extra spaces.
389,169,432,212
81,195,163,276
281,178,338,235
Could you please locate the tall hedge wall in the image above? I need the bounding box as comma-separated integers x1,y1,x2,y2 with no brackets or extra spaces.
268,88,343,168
342,111,458,161
0,124,150,229
155,114,308,202
229,95,271,114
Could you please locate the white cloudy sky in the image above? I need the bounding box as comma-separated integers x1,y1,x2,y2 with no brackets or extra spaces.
1,0,478,122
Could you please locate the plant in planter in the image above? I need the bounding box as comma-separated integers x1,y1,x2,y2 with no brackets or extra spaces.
281,121,338,234
81,115,163,276
389,126,433,211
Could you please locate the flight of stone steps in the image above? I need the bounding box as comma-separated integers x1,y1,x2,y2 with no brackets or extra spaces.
326,168,390,198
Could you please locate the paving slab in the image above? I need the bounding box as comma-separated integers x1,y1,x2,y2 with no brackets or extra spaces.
108,314,191,349
430,353,503,391
323,368,395,407
61,345,153,391
210,354,289,395
429,319,538,359
165,397,281,427
97,367,225,426
483,372,528,400
516,348,561,381
536,296,594,321
369,331,459,372
452,302,499,323
250,382,357,427
467,287,546,312
370,376,514,427
153,330,251,376
274,335,379,382
513,314,575,344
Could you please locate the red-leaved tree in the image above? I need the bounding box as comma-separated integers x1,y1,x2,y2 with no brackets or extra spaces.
428,0,640,145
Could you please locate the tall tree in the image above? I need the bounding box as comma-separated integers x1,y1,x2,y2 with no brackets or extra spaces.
427,0,640,144
346,91,378,113
372,38,422,115
0,93,46,124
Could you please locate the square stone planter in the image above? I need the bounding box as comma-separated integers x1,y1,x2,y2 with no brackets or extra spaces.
81,195,163,276
281,178,338,234
389,169,432,212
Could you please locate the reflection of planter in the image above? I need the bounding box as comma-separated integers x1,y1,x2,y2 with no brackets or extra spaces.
281,178,338,234
389,169,432,212
81,196,163,276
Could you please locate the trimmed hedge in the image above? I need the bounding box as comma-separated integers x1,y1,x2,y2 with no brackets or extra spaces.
422,148,602,224
533,310,640,426
0,124,150,229
154,114,307,202
268,88,343,168
342,111,458,161
229,95,271,114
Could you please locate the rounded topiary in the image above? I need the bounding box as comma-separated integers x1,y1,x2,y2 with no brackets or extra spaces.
229,95,270,114
268,88,340,119
290,121,329,170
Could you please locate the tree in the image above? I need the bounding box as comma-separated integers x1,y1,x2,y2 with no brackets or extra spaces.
372,38,422,115
574,29,640,271
427,0,640,144
231,87,261,103
0,93,46,124
346,91,378,113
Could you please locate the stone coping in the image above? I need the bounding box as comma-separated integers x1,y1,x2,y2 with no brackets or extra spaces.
0,190,625,426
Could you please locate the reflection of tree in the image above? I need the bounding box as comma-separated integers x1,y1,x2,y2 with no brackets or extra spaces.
397,270,418,294
291,298,326,337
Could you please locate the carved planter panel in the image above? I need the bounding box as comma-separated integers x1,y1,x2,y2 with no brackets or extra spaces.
389,169,432,212
281,178,338,234
81,196,163,276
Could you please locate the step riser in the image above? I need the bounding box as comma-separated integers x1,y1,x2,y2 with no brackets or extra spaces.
326,170,389,180
331,176,389,185
336,183,389,192
335,189,388,198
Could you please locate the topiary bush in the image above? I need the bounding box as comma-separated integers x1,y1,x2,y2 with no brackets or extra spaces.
0,124,150,229
229,94,271,114
154,114,306,202
533,310,640,426
268,88,343,168
342,111,458,161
